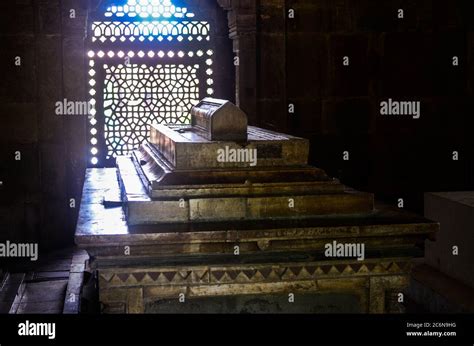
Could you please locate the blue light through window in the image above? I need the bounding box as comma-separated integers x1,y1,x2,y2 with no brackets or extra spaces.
105,0,195,19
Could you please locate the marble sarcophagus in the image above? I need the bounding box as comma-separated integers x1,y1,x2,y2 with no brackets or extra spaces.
75,99,438,313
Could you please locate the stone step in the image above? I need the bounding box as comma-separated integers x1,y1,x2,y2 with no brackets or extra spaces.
0,272,26,313
0,269,7,289
117,155,374,225
15,279,68,314
0,248,90,314
132,146,342,198
63,250,90,314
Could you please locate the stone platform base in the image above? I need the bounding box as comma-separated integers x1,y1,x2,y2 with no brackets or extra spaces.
76,168,437,314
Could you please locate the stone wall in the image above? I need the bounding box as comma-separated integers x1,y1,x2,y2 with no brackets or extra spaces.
0,0,87,249
255,0,474,211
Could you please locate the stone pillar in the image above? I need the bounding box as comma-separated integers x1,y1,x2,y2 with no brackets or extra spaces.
217,0,257,124
258,0,287,131
36,0,68,249
62,0,88,245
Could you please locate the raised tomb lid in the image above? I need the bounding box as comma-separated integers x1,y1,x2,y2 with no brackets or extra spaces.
191,98,248,142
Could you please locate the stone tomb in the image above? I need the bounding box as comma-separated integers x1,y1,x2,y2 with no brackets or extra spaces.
75,98,438,313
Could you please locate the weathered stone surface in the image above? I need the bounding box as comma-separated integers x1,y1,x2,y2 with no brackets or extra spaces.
0,204,24,242
212,36,235,101
36,36,62,102
304,133,372,188
0,103,38,143
287,33,327,99
447,1,474,31
62,36,85,97
62,34,87,236
352,0,433,32
77,166,437,313
328,34,369,97
322,98,371,135
40,143,67,198
235,35,257,104
258,33,285,99
0,1,35,35
434,97,473,133
380,33,434,97
15,144,41,195
433,31,467,96
259,0,285,33
0,36,36,103
432,1,464,31
366,133,441,198
40,199,71,249
0,143,40,199
36,0,61,35
286,100,322,135
38,101,64,143
61,0,88,36
24,202,41,243
287,0,352,33
258,99,287,131
62,37,89,222
146,292,361,313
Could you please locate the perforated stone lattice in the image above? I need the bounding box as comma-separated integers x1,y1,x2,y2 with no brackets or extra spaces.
88,0,214,164
103,63,200,156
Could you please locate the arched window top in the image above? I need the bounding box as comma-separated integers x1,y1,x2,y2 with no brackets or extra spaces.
104,0,195,19
92,0,208,45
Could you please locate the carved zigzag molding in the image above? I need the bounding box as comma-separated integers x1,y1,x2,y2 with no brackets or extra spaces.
99,261,411,287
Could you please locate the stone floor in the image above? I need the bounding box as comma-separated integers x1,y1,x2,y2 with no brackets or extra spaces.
0,248,89,314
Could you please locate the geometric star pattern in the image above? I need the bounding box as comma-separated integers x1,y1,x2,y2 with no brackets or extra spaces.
103,63,200,157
